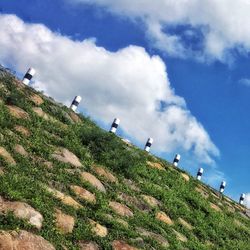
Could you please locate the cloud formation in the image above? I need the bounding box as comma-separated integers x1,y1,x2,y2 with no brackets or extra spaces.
0,14,219,164
239,78,250,86
69,0,250,62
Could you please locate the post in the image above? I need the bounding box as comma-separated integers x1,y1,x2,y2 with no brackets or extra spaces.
22,68,36,85
239,193,245,205
219,181,226,193
70,96,82,112
110,118,120,134
144,138,153,152
173,154,181,167
197,167,204,180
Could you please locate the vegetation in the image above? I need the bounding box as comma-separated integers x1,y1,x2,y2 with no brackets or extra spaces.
0,69,249,249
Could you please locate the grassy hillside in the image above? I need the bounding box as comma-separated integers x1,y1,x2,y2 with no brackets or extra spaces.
0,67,249,250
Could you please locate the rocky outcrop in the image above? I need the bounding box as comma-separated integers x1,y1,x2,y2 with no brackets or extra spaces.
88,219,108,237
156,211,173,225
92,165,118,183
14,144,28,157
52,148,82,167
55,209,75,234
109,201,133,217
80,172,106,193
112,240,138,250
70,185,96,204
0,147,16,165
7,105,30,120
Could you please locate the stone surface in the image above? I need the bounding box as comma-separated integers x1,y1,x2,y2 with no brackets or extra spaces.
80,172,106,193
69,111,82,123
137,227,169,247
55,209,75,234
7,105,30,119
46,187,82,209
0,167,4,175
147,161,165,170
79,241,99,250
92,165,118,183
195,186,209,199
123,179,140,192
0,147,16,165
14,125,30,137
0,230,55,250
109,201,133,217
14,144,28,157
156,211,174,225
141,195,161,208
52,148,82,167
70,185,96,204
29,94,44,106
180,173,190,182
112,240,138,250
32,107,50,120
210,202,221,212
118,193,150,212
172,229,188,242
89,219,108,237
178,218,193,230
0,197,43,230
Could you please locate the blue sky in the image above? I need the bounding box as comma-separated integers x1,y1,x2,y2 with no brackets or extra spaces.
0,0,250,205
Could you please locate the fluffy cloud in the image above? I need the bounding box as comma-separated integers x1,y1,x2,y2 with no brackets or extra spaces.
69,0,250,61
239,78,250,86
245,193,250,208
0,14,219,164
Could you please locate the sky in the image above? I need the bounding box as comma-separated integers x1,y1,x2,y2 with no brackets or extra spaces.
0,0,249,207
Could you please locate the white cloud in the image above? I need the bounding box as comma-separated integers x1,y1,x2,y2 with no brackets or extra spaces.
245,193,250,208
239,78,250,86
69,0,250,61
0,14,219,164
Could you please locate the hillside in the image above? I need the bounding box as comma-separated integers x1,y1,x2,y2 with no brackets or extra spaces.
0,66,249,250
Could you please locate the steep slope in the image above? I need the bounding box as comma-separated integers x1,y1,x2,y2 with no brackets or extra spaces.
0,67,249,250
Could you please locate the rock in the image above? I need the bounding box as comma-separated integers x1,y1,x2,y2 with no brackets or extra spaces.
52,148,82,167
29,94,44,106
14,125,30,137
80,172,106,193
14,144,28,157
0,230,55,250
92,165,118,183
0,147,16,165
210,202,221,212
178,218,193,230
70,185,96,204
0,197,43,230
32,107,50,120
172,229,188,242
55,209,75,234
109,201,133,217
123,179,140,192
140,195,161,208
116,218,129,228
46,187,83,209
0,167,4,175
79,241,100,250
118,193,150,212
156,211,174,225
195,186,209,199
180,173,190,182
69,111,82,123
147,161,165,170
89,219,108,237
7,105,30,119
112,240,138,250
136,227,169,247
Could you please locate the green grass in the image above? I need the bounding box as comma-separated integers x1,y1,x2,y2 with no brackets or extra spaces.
0,72,249,249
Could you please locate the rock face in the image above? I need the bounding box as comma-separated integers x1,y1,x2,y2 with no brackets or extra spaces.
79,241,99,250
29,94,44,106
0,197,43,230
141,195,161,208
52,148,82,167
147,161,165,170
156,211,174,225
0,230,55,250
70,185,96,204
0,147,16,165
7,105,30,119
46,187,82,209
80,172,106,193
55,209,75,234
109,201,133,217
92,165,118,183
112,240,138,250
14,125,30,137
14,144,28,157
89,219,108,237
